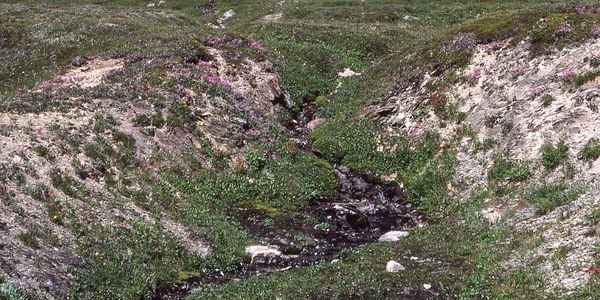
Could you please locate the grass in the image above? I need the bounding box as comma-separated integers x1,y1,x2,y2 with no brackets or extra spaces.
578,138,600,162
541,139,569,171
3,0,600,298
568,69,600,87
17,228,40,249
541,94,556,106
487,154,533,183
525,182,582,215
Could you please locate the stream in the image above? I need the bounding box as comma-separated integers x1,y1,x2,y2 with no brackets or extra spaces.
152,102,422,299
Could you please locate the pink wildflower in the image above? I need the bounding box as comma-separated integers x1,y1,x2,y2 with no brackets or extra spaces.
576,5,588,14
556,25,571,36
511,65,525,76
248,129,261,137
560,70,576,80
592,27,600,38
531,86,545,96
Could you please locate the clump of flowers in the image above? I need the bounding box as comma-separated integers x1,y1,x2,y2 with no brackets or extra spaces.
531,86,545,96
592,27,600,38
560,70,576,80
511,65,525,77
248,129,261,138
576,5,588,14
38,75,75,91
555,24,571,37
484,38,512,51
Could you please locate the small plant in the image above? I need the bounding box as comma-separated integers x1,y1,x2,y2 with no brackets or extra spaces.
525,182,582,215
541,139,569,170
578,138,600,162
540,94,555,107
568,69,600,87
18,228,39,249
33,145,53,160
487,154,532,183
133,114,151,127
551,245,573,270
314,95,328,108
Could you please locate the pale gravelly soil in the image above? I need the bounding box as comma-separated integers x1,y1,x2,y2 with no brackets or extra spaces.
373,37,600,293
0,46,286,297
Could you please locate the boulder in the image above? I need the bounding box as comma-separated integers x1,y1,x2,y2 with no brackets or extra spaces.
378,231,409,242
245,245,282,264
386,260,405,273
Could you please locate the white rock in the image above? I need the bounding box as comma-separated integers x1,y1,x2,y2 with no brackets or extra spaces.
338,68,361,77
423,284,431,290
146,3,155,7
378,231,409,242
386,260,405,273
404,15,420,21
245,245,282,261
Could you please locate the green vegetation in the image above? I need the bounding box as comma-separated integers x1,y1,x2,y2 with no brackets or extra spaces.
49,169,89,200
541,139,569,170
488,154,533,183
568,69,600,87
3,0,600,298
17,228,39,249
541,94,556,106
525,182,582,215
578,138,600,162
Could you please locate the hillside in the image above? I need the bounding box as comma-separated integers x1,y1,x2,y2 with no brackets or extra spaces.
1,1,600,299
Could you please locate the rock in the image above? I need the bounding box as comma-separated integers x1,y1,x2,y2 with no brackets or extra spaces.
423,283,432,290
306,118,326,132
245,245,282,264
404,15,420,21
378,231,409,242
147,3,155,7
338,68,361,77
386,260,405,273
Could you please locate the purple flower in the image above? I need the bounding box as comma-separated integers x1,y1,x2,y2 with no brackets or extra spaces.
560,70,576,80
556,25,571,36
199,60,212,68
531,86,545,96
576,5,588,14
511,65,525,76
248,41,267,53
248,129,261,137
232,38,243,45
592,27,600,38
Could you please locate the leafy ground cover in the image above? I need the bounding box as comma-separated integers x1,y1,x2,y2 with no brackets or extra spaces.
2,0,600,299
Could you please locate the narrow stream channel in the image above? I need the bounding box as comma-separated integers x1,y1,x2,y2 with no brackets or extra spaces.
152,102,423,299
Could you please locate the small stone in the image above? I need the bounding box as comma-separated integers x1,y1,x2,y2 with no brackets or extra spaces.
423,283,432,290
378,231,410,242
386,260,405,273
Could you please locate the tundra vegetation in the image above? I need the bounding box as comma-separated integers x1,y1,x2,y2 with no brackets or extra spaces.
1,0,600,299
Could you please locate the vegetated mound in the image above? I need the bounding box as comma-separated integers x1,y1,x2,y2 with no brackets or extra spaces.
0,37,292,298
372,35,600,292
